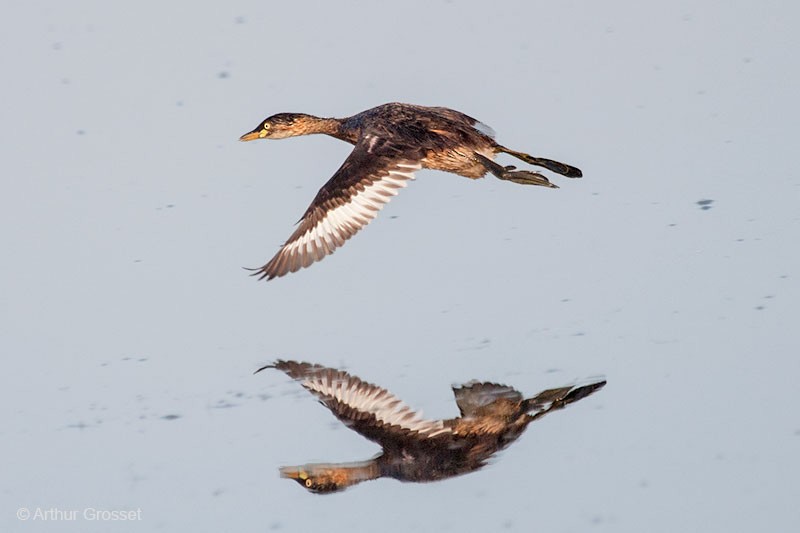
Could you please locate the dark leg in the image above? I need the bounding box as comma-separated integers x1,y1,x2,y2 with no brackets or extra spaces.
498,146,583,178
474,153,557,188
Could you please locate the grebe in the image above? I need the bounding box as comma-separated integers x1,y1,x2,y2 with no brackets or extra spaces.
258,360,605,493
240,103,583,280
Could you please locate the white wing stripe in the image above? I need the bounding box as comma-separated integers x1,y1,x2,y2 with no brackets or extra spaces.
301,374,447,435
302,163,420,245
319,217,338,249
325,209,346,232
262,162,422,279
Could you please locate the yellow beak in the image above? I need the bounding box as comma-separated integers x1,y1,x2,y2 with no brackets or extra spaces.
239,131,262,142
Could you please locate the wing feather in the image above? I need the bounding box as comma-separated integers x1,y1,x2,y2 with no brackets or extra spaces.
252,137,423,280
263,360,451,444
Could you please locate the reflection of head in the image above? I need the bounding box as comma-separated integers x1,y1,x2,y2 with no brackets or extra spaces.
279,461,378,494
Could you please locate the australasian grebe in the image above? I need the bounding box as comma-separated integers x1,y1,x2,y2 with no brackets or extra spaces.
240,103,583,280
258,360,605,493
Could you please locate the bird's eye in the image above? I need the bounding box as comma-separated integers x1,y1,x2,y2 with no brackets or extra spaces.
262,123,271,130
305,479,313,488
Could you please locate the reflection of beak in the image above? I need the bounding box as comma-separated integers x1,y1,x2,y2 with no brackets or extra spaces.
239,131,261,142
279,466,305,480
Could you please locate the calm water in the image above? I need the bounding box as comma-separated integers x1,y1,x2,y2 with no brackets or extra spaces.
2,2,798,532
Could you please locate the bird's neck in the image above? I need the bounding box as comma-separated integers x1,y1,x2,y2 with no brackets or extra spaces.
298,115,360,144
333,459,382,487
295,116,346,139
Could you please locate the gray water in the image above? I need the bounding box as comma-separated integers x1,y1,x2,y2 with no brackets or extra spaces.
2,1,798,532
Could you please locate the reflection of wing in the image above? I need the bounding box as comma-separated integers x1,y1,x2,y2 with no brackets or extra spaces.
525,379,606,421
262,360,451,444
452,381,523,417
251,135,423,280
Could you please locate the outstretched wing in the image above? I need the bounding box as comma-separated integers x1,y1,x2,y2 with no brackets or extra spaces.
259,360,451,444
524,379,606,422
251,136,423,280
452,381,523,417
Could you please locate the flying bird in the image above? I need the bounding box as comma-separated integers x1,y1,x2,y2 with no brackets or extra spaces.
240,103,582,280
258,360,605,493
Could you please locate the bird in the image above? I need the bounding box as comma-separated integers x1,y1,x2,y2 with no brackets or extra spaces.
240,103,583,280
258,360,605,494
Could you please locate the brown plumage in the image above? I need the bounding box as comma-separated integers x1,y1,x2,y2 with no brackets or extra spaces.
240,103,582,280
257,360,605,494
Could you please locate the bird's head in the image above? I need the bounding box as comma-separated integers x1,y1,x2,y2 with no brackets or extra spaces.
239,113,319,141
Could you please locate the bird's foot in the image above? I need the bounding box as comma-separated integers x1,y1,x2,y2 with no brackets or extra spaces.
498,147,583,178
474,153,557,188
502,169,558,188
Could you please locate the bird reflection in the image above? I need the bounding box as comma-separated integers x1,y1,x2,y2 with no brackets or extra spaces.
258,360,605,494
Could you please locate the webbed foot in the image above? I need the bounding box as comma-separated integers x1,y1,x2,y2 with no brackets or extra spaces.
474,153,558,188
498,147,583,178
